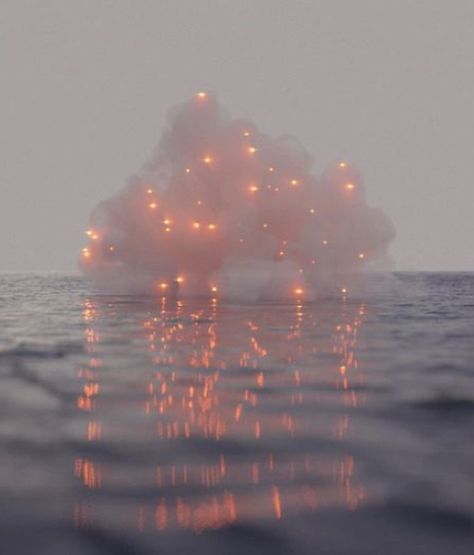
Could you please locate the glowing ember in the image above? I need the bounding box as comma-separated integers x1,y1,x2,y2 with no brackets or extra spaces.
345,183,355,191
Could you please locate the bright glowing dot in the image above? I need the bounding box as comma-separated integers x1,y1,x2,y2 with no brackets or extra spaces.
197,200,202,206
249,185,259,192
299,268,304,273
165,227,171,233
196,92,207,99
176,276,184,284
274,187,280,192
341,287,348,294
82,248,91,258
109,246,115,252
279,251,285,256
322,240,328,245
311,259,316,265
207,223,216,230
90,233,99,240
295,288,304,296
358,252,366,259
192,221,201,229
149,202,157,209
203,156,213,165
262,223,268,229
210,286,218,293
345,183,355,191
159,283,168,290
147,188,153,194
290,179,298,186
248,146,257,154
339,162,347,168
309,208,315,214
163,219,172,225
268,167,274,172
243,131,250,137
85,230,93,237
185,168,191,173
239,238,244,243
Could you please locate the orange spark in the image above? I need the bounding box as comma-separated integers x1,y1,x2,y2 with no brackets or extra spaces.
207,223,216,230
243,131,250,137
147,188,153,194
295,288,304,296
82,248,91,258
159,283,168,290
176,276,184,284
339,162,347,168
163,219,172,225
248,146,257,154
358,252,366,259
192,222,201,229
203,156,213,165
210,286,218,293
249,185,259,192
290,179,298,186
341,287,348,294
196,92,207,99
149,202,157,209
345,183,355,191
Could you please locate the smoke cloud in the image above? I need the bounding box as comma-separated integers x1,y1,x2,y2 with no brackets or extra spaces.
80,93,395,299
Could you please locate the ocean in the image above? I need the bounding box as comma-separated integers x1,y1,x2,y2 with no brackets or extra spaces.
0,273,473,554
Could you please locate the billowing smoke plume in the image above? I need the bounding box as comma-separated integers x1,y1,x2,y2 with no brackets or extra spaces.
80,93,395,299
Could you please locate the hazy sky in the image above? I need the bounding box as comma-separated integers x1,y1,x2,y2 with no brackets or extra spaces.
1,0,473,273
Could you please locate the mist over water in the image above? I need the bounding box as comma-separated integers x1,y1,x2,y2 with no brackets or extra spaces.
80,94,395,298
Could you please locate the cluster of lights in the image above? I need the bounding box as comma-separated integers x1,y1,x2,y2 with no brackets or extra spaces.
81,92,368,299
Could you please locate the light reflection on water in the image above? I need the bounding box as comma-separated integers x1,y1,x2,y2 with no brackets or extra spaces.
73,295,368,534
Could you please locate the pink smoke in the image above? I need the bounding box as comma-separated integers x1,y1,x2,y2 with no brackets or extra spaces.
80,93,395,299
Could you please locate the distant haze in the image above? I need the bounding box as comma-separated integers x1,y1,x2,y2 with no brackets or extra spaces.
1,0,473,272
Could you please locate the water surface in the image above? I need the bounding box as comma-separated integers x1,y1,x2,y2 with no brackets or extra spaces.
0,273,473,554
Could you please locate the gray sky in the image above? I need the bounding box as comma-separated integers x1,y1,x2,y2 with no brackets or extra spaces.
1,0,473,273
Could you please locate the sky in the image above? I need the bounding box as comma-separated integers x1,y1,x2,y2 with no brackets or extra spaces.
1,0,473,273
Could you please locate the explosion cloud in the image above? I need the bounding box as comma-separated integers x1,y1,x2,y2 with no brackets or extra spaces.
80,93,395,299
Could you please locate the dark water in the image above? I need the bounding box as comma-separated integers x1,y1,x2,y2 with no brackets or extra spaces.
0,273,473,555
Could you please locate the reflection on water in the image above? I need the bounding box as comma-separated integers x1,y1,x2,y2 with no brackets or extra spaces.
73,295,368,534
